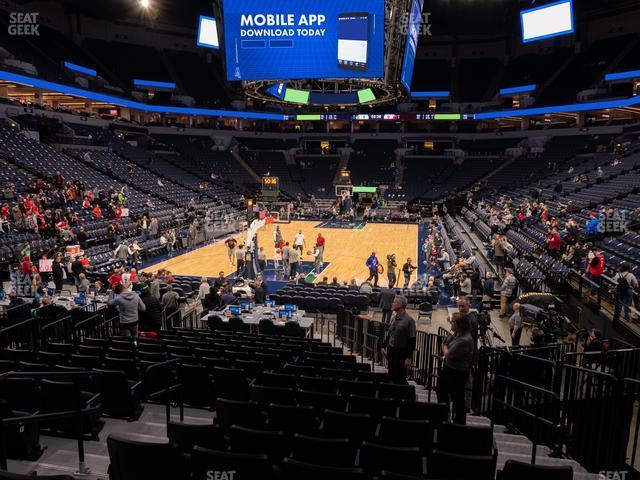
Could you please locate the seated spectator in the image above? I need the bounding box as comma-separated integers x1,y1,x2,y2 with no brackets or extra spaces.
220,286,237,306
359,280,373,294
77,273,91,294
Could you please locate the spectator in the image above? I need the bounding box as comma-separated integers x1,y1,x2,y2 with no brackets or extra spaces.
196,277,211,305
613,263,638,322
71,256,85,288
139,287,163,332
77,273,91,294
365,252,380,286
108,284,145,337
149,274,160,300
438,312,473,425
161,284,180,320
499,269,518,318
508,303,524,346
359,280,373,295
382,295,416,384
220,286,237,306
52,254,65,293
379,287,395,324
402,257,417,288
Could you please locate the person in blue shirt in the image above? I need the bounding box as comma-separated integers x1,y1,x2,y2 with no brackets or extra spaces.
366,252,380,287
586,213,601,238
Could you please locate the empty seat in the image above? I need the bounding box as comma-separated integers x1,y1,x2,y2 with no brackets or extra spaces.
191,447,274,480
377,417,433,452
93,368,142,421
427,449,496,480
290,434,356,467
337,380,376,397
212,367,250,401
358,441,424,477
500,459,573,480
166,421,224,452
107,433,188,480
298,389,346,413
377,383,416,402
282,457,365,480
436,423,494,456
321,410,376,445
215,398,265,433
229,425,290,461
348,394,397,419
267,403,318,435
398,400,448,424
250,385,296,406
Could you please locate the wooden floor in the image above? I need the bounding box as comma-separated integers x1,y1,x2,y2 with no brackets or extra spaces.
143,220,419,286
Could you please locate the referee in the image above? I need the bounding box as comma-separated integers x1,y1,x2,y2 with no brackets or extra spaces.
382,295,416,384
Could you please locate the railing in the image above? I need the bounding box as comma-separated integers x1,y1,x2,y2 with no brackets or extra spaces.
0,370,102,473
362,332,379,370
0,318,39,351
40,314,74,349
73,309,118,345
492,375,563,463
409,331,443,387
622,378,640,475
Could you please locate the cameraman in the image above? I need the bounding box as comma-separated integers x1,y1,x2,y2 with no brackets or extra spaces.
402,257,417,288
386,254,398,288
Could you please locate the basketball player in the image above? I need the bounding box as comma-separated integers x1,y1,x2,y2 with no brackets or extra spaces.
293,230,306,257
316,232,325,255
225,237,238,266
366,252,381,287
274,226,283,249
310,244,323,274
281,241,291,275
235,244,245,276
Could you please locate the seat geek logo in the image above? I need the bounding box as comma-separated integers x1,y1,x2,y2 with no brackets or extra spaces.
8,12,40,36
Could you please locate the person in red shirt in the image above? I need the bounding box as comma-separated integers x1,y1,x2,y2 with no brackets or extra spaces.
91,205,102,219
588,250,605,290
316,232,325,255
107,269,122,290
1,202,9,219
545,229,562,258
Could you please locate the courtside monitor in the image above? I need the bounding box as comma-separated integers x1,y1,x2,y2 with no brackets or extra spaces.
521,0,574,43
229,306,242,315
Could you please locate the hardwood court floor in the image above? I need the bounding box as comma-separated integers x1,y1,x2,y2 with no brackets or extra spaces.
142,220,418,286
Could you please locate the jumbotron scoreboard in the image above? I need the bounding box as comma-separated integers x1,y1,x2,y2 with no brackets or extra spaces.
262,176,280,197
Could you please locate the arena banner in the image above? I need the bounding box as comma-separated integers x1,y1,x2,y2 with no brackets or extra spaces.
222,0,385,80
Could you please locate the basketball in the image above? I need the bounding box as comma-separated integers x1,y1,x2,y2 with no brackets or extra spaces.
306,251,312,256
377,264,385,274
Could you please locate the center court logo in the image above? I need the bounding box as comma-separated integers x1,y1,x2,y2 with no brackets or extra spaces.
8,12,40,36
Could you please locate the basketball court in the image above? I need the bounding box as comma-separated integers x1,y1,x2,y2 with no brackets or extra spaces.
142,220,419,287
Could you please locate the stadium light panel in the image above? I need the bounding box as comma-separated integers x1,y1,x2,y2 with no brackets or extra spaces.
358,88,376,104
284,88,310,104
197,15,220,49
521,0,574,43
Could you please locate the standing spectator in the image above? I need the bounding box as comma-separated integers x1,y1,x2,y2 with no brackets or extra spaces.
149,274,160,300
196,277,211,305
378,287,395,324
482,272,495,302
161,285,180,323
509,303,523,346
115,241,131,265
382,295,416,384
613,263,638,322
71,255,86,289
587,250,605,289
438,312,474,424
493,235,507,274
108,284,146,337
545,229,562,258
139,287,163,332
52,254,65,293
149,217,159,239
499,269,518,318
76,227,88,250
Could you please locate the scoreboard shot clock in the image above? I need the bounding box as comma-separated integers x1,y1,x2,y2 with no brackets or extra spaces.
262,176,280,197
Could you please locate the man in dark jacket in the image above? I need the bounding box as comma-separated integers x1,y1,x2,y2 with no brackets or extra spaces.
139,289,163,332
379,287,396,324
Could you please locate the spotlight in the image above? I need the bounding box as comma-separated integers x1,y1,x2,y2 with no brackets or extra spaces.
139,0,150,8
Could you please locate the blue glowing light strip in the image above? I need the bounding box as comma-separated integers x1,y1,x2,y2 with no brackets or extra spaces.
133,79,177,90
605,69,640,82
474,95,640,120
0,70,286,120
499,84,536,95
410,91,451,99
63,62,97,77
